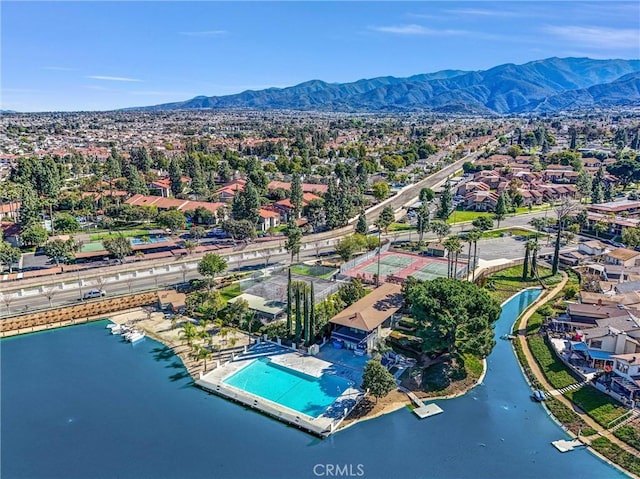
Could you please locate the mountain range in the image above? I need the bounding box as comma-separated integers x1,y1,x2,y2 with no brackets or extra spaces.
133,57,640,114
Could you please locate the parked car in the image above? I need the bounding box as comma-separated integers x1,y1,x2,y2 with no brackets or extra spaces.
82,289,106,300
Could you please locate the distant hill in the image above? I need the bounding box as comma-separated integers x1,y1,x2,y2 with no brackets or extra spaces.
130,57,640,114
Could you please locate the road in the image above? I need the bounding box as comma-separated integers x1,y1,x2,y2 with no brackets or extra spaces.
1,209,581,317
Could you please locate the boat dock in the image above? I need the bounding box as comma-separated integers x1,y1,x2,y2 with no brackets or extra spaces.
552,439,585,452
401,388,444,419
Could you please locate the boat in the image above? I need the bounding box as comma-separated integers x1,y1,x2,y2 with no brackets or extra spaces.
532,390,547,402
111,325,126,335
106,323,117,330
125,330,145,343
500,334,517,341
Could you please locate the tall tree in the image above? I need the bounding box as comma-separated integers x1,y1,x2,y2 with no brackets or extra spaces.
284,218,302,263
575,169,592,202
416,201,430,246
551,200,579,275
0,242,21,273
430,220,451,242
286,269,293,337
522,241,531,280
377,206,395,235
494,193,508,227
103,234,133,263
437,179,453,219
290,173,303,218
42,238,78,266
591,166,605,205
355,211,368,235
168,157,183,197
198,253,228,291
18,185,41,227
361,360,396,403
405,277,501,358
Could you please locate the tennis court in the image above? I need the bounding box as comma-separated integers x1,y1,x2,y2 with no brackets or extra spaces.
343,250,467,284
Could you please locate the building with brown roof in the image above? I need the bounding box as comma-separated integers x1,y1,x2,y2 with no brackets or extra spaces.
329,283,402,353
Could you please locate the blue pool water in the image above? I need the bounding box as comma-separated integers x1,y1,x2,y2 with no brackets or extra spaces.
130,235,169,245
224,357,352,417
1,290,627,479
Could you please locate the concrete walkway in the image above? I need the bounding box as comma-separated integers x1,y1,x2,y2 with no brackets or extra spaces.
514,272,640,473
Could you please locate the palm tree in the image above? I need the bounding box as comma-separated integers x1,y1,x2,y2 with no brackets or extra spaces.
552,200,580,275
522,241,532,280
467,228,482,281
530,241,540,279
195,345,212,372
443,236,462,279
180,321,198,347
183,240,197,255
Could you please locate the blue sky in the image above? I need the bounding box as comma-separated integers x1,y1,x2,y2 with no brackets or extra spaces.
2,1,639,112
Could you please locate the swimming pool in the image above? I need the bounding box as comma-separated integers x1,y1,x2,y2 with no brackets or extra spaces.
223,358,352,418
130,236,169,245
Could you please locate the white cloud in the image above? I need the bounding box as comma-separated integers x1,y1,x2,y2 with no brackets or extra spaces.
369,24,468,36
544,25,640,50
179,30,227,37
87,75,143,82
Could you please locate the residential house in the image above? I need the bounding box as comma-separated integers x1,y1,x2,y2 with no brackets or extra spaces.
0,201,21,221
604,248,640,268
579,240,609,257
214,179,247,203
267,181,328,195
463,190,499,211
125,194,224,220
607,353,640,405
258,207,281,232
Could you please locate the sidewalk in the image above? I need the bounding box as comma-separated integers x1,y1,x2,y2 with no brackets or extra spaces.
515,272,640,468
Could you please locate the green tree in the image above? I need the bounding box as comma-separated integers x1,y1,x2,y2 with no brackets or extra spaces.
466,228,482,281
0,242,20,273
19,185,41,227
338,278,366,306
157,209,186,231
522,240,531,280
190,225,207,243
493,193,508,227
591,166,605,204
405,277,501,358
416,201,430,246
506,145,522,158
419,187,435,202
355,211,368,235
53,213,80,233
42,238,78,266
622,227,640,248
290,173,303,217
103,234,132,263
472,216,494,232
372,181,390,201
284,218,302,263
437,179,453,219
168,157,183,196
198,253,228,291
430,220,451,242
376,206,395,235
551,200,579,275
443,236,462,279
361,360,396,403
20,224,48,247
222,219,256,241
575,169,592,202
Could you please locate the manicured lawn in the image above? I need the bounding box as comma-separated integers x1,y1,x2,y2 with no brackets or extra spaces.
290,264,337,279
447,210,492,224
220,283,243,302
563,387,627,427
461,353,483,377
90,229,150,241
389,222,414,232
527,335,579,389
526,311,544,335
481,228,542,240
485,265,561,303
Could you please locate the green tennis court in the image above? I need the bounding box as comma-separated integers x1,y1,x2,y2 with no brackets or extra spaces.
362,262,404,276
379,255,414,268
80,241,105,253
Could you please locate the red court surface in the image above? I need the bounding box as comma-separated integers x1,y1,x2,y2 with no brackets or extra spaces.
342,250,467,283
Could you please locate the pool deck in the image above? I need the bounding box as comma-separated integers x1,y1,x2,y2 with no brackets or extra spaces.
196,340,364,437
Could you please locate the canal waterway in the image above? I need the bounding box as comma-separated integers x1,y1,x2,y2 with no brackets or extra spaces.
1,288,626,479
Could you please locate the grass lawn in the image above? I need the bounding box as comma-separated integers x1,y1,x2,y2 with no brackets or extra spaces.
220,283,243,302
447,210,492,224
485,265,562,303
90,229,150,241
544,398,590,435
527,335,579,389
481,228,543,240
614,425,640,452
563,387,627,427
591,437,640,476
389,222,414,232
290,264,337,279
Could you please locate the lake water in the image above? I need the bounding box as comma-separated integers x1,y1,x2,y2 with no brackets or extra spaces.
1,289,627,479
